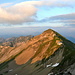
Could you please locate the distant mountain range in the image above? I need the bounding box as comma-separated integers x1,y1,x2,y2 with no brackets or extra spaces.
0,29,75,75
0,35,33,47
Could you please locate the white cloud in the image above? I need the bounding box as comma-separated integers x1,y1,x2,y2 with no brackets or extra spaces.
0,1,38,24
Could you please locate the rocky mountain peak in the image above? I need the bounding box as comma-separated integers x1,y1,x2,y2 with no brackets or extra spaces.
0,29,75,75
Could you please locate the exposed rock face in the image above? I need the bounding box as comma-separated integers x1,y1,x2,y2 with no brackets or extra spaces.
0,29,75,75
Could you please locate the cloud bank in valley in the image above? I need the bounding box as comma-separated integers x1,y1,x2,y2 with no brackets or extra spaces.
0,0,75,26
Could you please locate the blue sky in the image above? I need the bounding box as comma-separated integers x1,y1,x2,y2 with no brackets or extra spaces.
0,0,75,41
0,0,75,27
